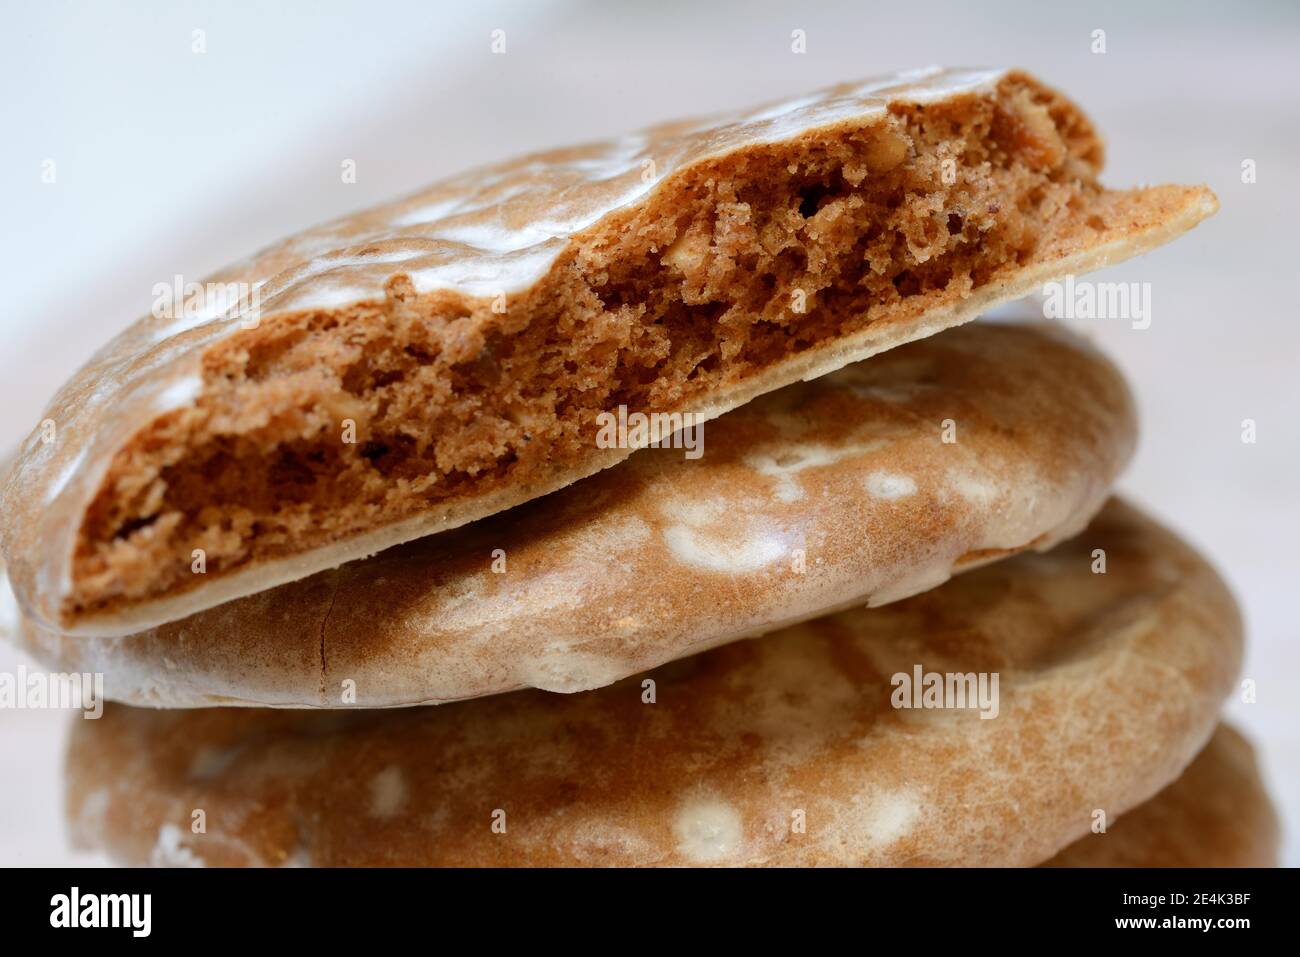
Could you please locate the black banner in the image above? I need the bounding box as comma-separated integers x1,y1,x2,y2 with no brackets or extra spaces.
7,867,1293,942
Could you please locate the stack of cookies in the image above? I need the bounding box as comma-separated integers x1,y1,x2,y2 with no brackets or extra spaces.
0,67,1276,866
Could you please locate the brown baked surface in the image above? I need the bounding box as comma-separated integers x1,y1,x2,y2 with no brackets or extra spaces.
63,499,1240,866
0,67,1215,636
1046,725,1278,868
15,321,1135,707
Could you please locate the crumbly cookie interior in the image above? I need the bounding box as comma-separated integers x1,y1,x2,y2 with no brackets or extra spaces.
71,76,1151,617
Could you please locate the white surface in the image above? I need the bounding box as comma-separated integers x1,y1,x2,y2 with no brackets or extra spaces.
0,0,1296,867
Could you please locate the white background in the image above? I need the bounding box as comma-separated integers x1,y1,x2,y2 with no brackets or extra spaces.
0,0,1296,866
